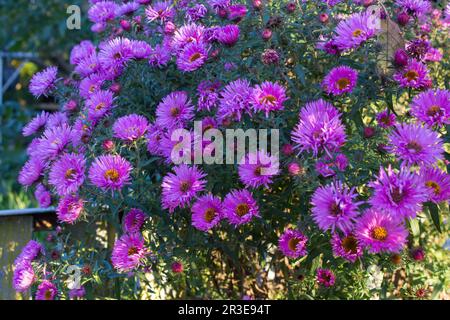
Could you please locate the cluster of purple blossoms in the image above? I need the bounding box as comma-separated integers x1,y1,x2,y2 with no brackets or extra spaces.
291,99,346,156
238,151,279,189
322,66,358,96
161,165,207,213
88,155,132,191
278,229,308,259
311,181,362,233
410,89,450,127
333,11,379,51
387,123,444,167
369,166,428,220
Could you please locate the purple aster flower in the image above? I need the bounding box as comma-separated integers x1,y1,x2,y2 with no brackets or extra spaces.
355,208,408,253
34,124,73,161
207,0,231,11
311,181,362,233
75,53,101,76
86,89,115,123
145,1,175,23
369,166,428,220
35,183,52,208
156,91,194,129
46,112,68,129
15,240,44,264
56,195,84,224
171,23,206,52
322,66,358,96
333,11,378,51
216,25,240,46
176,42,209,72
191,194,223,232
316,268,336,287
88,1,117,23
79,73,105,98
291,99,346,156
424,47,443,62
161,165,207,213
387,123,444,167
251,81,288,117
396,0,431,18
393,59,431,89
406,39,431,60
158,128,198,165
238,151,279,188
111,233,147,272
410,89,450,127
148,43,172,67
222,189,260,226
49,153,86,196
130,40,152,59
331,233,362,263
113,114,149,142
146,123,165,156
186,4,208,22
115,1,139,17
18,157,45,187
70,40,96,65
228,4,247,21
22,111,49,136
13,262,35,293
278,229,308,259
218,79,253,121
197,80,221,111
29,66,58,98
123,208,147,233
420,167,450,204
89,155,132,191
35,281,58,300
376,109,397,128
98,37,134,72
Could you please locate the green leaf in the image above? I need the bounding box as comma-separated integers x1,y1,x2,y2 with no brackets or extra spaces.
424,202,441,233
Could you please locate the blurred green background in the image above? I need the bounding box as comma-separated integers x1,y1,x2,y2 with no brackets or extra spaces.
0,0,90,209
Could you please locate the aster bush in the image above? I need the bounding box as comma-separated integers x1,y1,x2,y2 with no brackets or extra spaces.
14,0,450,300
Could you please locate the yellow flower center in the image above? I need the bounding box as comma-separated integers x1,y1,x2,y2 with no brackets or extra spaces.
288,238,300,251
426,105,441,117
352,29,363,37
44,290,52,300
65,168,76,180
342,235,358,254
404,70,419,81
236,203,249,217
371,226,388,241
254,166,262,176
260,94,277,105
170,107,180,117
425,180,441,195
104,169,119,182
204,208,217,223
128,246,138,256
189,52,202,62
337,77,350,90
95,102,105,110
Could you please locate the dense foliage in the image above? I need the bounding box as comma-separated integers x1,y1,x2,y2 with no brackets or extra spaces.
12,0,449,300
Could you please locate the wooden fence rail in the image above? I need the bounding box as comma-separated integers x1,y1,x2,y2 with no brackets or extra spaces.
0,208,56,300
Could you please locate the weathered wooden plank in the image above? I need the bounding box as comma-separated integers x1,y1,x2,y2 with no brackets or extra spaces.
0,215,33,300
